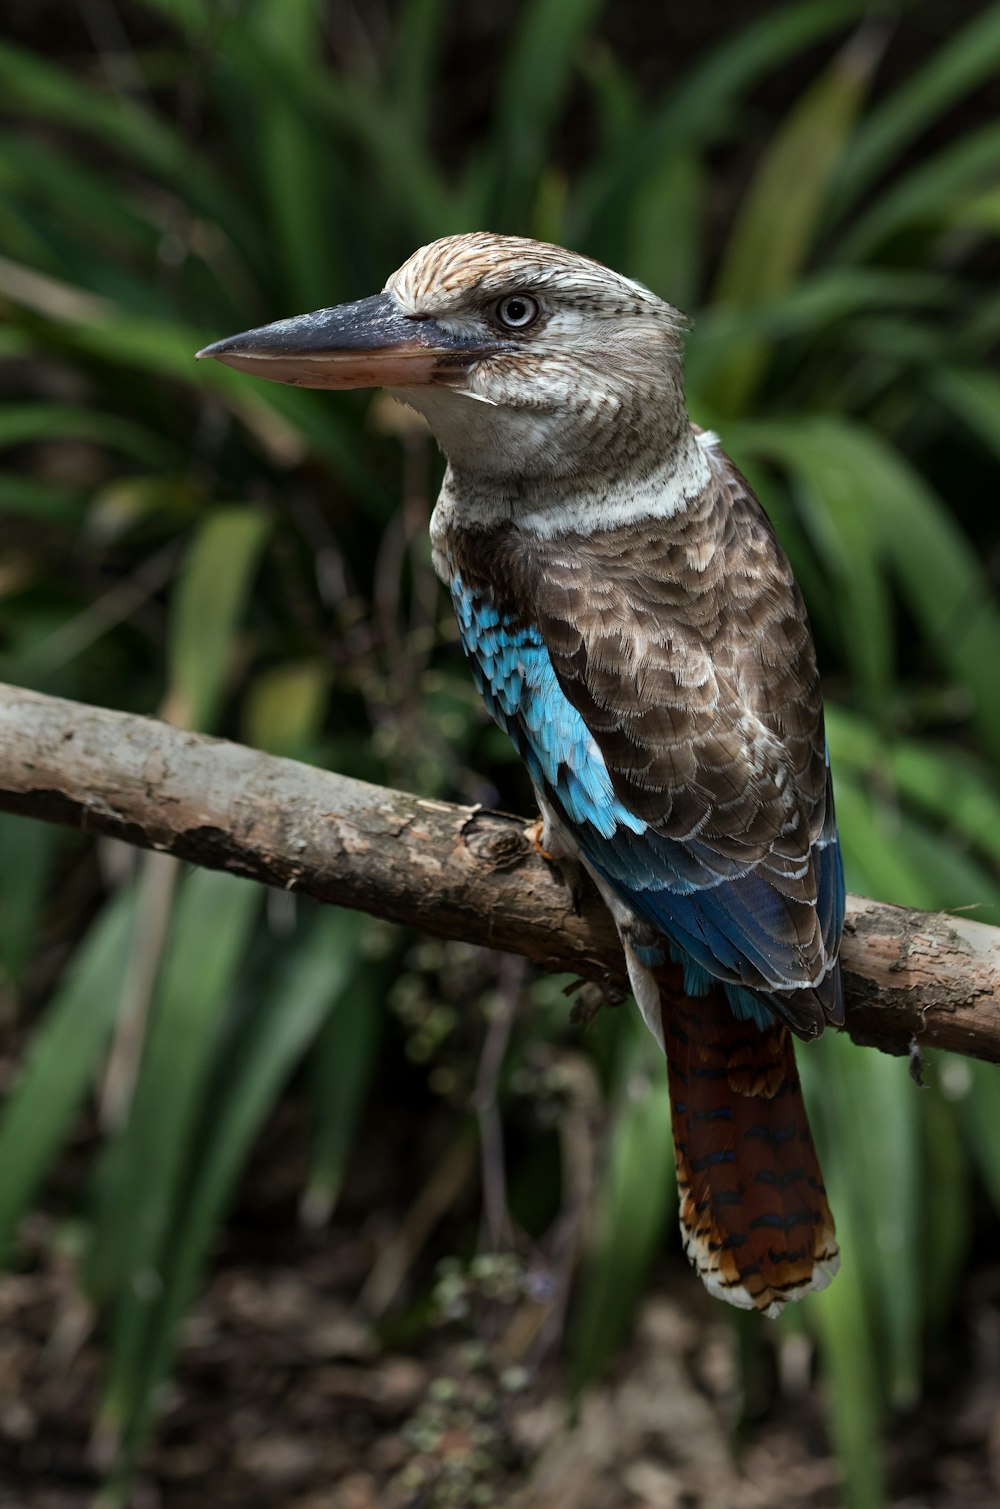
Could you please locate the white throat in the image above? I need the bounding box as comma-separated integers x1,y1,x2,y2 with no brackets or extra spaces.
518,427,716,536
429,425,717,564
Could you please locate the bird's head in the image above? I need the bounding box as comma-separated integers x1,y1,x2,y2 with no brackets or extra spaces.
198,232,688,483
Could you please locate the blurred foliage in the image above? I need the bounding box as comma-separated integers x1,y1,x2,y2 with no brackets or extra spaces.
1,1,999,1502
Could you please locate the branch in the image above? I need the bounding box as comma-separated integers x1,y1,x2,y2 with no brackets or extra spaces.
1,682,998,1064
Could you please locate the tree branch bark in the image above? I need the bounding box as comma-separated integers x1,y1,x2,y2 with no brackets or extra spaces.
1,681,998,1064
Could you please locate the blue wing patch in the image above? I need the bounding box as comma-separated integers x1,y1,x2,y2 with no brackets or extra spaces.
452,575,644,840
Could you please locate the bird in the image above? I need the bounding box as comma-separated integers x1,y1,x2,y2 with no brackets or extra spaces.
198,232,845,1316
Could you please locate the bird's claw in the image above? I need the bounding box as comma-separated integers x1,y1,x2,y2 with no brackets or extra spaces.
523,816,585,910
524,815,558,863
565,973,628,1027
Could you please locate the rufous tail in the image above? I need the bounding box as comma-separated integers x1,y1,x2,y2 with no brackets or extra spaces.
655,965,839,1316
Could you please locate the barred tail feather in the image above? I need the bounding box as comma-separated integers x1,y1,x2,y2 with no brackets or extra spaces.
656,966,839,1317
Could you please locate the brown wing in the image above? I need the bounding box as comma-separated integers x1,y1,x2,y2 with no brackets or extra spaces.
519,463,838,1005
445,456,841,1018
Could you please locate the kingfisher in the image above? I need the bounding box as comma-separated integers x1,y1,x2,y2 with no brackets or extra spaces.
199,233,845,1316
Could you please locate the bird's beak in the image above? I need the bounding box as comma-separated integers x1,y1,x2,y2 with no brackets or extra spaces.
196,292,493,390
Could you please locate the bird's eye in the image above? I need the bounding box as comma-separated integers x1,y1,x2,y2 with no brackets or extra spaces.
494,293,540,330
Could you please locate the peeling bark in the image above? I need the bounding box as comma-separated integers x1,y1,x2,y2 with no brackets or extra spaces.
1,681,998,1064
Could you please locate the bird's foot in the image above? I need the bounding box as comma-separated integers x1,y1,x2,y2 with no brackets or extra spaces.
524,815,586,914
564,973,628,1028
524,815,559,863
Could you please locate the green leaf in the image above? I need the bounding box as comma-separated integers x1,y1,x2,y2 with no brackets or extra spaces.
802,1027,920,1443
826,706,1000,874
831,4,1000,217
919,1082,970,1334
580,42,641,158
391,0,451,146
0,39,265,276
578,0,868,257
93,869,260,1430
730,416,1000,760
0,135,158,262
839,122,1000,260
489,0,608,228
947,1057,1000,1211
0,888,136,1265
0,813,58,982
0,404,177,465
571,1011,674,1388
809,1249,886,1509
871,451,1000,767
243,659,330,760
240,0,340,311
626,151,703,311
166,507,271,731
932,367,1000,466
831,771,936,908
0,474,85,522
685,268,954,395
799,1038,891,1508
946,185,1000,235
114,905,369,1465
302,937,383,1225
708,32,879,411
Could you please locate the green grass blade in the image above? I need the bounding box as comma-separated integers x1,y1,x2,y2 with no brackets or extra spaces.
489,0,607,228
240,0,340,311
947,184,1000,236
838,122,1000,260
0,39,265,272
0,404,178,466
830,1035,921,1408
708,32,879,412
891,812,1000,923
579,41,641,158
919,1081,971,1334
947,1057,1000,1211
809,1248,886,1509
870,450,1000,767
391,0,451,143
802,1032,911,1505
831,4,1000,217
731,416,1000,760
0,888,136,1264
831,772,937,908
114,905,369,1466
13,308,371,483
0,474,85,523
0,814,59,983
578,0,867,255
685,268,954,394
571,1010,674,1389
166,507,270,731
826,706,1000,873
656,0,867,144
931,367,1000,465
301,953,383,1226
243,658,329,760
625,151,703,311
0,135,156,262
93,870,260,1429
